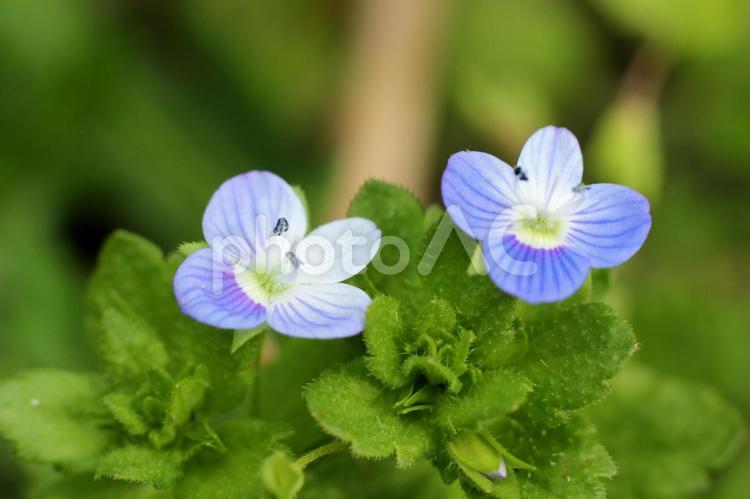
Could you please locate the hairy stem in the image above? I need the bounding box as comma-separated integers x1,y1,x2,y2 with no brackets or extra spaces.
296,440,349,469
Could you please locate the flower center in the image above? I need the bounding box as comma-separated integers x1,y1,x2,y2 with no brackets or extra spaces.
513,210,567,249
519,214,560,235
235,268,292,306
232,231,304,306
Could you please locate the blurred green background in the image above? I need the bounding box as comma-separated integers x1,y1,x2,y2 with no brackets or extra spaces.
0,0,748,497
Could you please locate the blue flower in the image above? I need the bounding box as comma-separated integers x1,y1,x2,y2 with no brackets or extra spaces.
174,171,381,339
442,126,651,304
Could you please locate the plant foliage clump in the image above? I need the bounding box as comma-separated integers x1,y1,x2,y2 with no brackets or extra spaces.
0,182,743,498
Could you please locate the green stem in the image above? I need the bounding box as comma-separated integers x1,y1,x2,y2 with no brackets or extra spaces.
249,330,268,418
295,440,349,469
361,270,381,296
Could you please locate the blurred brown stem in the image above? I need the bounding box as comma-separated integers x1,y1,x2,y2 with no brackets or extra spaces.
327,0,449,217
619,44,670,103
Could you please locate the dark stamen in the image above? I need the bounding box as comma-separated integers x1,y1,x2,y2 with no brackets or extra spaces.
514,166,529,181
287,251,302,268
273,217,289,235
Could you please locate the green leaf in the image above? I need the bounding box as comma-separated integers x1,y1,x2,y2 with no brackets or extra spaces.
89,231,260,414
347,180,423,299
300,454,465,499
500,414,616,498
88,230,170,327
33,474,168,499
364,296,410,388
399,300,476,393
103,392,147,436
0,370,111,472
166,253,263,415
305,361,434,468
176,419,291,499
99,307,169,385
262,451,304,499
95,445,183,489
436,369,532,433
456,276,513,329
422,205,444,231
712,448,750,499
415,299,457,342
231,325,266,354
256,336,359,452
183,420,227,458
518,302,636,411
587,365,745,498
472,298,524,369
178,241,209,257
135,369,174,429
447,327,474,376
416,218,476,307
403,356,463,395
151,365,210,448
467,243,488,276
169,368,209,425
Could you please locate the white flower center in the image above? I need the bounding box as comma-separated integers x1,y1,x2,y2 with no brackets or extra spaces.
233,233,302,306
234,267,294,306
511,204,569,249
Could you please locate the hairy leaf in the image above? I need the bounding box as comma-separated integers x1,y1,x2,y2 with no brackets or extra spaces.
415,299,457,342
518,302,636,411
151,366,210,448
417,219,476,307
301,454,465,499
347,180,423,300
456,276,515,330
403,356,463,394
500,414,616,498
89,231,260,414
305,362,434,468
364,296,410,388
103,392,147,436
99,307,169,385
257,336,359,452
588,365,745,498
178,241,209,257
33,475,170,499
95,445,184,489
472,298,524,369
176,420,291,498
436,369,532,433
0,370,111,472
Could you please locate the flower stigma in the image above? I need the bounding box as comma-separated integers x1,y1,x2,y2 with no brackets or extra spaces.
234,250,302,306
512,208,567,249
